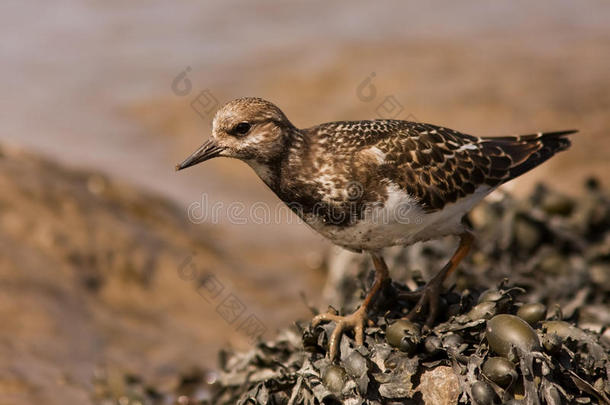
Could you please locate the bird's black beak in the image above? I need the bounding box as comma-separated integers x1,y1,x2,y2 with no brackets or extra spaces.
175,139,224,171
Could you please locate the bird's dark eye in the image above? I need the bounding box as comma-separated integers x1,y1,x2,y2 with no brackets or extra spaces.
233,122,251,135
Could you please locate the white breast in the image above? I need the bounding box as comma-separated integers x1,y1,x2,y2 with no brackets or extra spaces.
303,183,491,252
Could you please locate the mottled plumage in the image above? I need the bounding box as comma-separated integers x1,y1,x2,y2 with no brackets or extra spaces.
192,99,571,252
302,121,573,211
281,119,573,215
177,97,575,358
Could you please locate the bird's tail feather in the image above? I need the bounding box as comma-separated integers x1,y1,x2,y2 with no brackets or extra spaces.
481,130,576,182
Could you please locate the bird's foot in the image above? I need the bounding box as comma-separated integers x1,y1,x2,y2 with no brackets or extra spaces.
399,269,446,327
400,231,474,327
311,305,367,360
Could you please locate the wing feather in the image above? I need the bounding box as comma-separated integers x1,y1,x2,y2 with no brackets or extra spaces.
360,122,575,211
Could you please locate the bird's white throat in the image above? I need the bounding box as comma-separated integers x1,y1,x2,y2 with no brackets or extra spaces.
245,159,275,186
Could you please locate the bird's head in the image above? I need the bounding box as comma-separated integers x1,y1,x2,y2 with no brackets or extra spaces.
176,97,295,171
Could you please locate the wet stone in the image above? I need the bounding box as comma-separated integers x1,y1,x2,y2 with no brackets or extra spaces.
323,365,346,393
482,357,517,388
516,303,546,326
470,380,497,405
486,315,541,361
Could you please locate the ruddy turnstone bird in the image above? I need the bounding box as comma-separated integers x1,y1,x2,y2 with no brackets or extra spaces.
176,97,575,359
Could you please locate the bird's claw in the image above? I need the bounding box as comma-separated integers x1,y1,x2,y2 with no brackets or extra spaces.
311,306,367,360
401,274,444,327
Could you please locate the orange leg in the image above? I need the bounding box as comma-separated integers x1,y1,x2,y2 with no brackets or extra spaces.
312,252,390,360
404,231,474,325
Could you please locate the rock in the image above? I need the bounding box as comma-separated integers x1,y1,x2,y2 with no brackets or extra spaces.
482,357,517,388
416,366,460,405
516,303,547,326
486,315,541,360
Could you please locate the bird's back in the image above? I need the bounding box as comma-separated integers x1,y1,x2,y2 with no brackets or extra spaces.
294,120,574,212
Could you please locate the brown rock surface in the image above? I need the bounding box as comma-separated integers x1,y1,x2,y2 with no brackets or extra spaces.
0,145,257,404
417,366,461,405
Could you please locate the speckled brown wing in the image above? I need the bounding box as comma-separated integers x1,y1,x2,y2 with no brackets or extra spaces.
364,121,576,212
